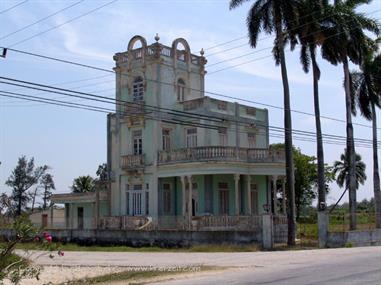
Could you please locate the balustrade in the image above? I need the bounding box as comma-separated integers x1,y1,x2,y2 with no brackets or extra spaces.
121,154,144,170
158,146,285,164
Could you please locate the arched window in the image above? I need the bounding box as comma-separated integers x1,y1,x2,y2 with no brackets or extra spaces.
132,77,144,102
177,78,186,102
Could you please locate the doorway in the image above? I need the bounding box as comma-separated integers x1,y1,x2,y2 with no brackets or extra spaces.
77,207,84,229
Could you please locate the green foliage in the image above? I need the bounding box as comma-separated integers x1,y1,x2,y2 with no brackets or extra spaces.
71,175,95,193
333,150,367,191
40,173,55,210
96,163,108,182
5,156,48,216
271,144,334,219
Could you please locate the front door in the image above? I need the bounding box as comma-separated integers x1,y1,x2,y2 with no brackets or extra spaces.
77,207,84,229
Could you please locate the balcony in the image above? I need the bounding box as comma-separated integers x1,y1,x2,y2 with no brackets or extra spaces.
121,154,144,170
158,146,285,165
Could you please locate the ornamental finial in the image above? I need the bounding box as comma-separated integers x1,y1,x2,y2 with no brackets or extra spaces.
200,48,205,56
155,33,160,42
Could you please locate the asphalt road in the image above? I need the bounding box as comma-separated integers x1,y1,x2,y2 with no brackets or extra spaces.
26,246,381,285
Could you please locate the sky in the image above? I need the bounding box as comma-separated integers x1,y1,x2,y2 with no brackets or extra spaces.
1,0,381,208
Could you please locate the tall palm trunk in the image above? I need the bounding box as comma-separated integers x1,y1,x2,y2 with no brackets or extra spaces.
311,49,326,207
275,18,296,246
371,102,381,228
311,48,327,246
343,56,357,230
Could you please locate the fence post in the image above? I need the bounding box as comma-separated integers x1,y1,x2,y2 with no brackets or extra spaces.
262,214,273,249
318,211,328,248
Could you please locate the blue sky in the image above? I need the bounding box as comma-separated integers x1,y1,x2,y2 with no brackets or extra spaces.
1,0,381,207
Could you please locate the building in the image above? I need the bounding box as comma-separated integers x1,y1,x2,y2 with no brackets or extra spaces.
52,35,287,242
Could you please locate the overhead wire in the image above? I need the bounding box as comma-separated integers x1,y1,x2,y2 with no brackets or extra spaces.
2,47,378,131
6,0,119,48
0,0,85,41
0,0,28,14
0,77,379,148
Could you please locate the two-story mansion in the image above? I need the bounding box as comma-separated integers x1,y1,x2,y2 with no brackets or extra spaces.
52,35,287,233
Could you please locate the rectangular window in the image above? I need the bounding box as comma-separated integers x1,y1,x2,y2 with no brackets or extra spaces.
133,130,142,155
126,192,130,215
248,132,256,148
162,129,171,151
132,192,142,215
186,128,197,148
218,127,228,146
133,184,142,191
250,184,258,215
163,183,171,214
145,192,149,215
218,182,229,215
246,107,256,116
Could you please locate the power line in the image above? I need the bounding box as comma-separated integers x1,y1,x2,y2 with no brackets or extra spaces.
205,7,381,61
0,0,84,41
207,10,381,73
0,0,28,14
6,0,119,48
3,47,378,131
1,76,379,147
0,91,376,150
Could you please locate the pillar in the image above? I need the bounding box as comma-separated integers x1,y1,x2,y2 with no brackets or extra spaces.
234,174,240,215
272,176,278,215
187,175,193,229
95,184,100,229
282,177,286,215
262,214,274,249
70,204,75,229
247,175,252,215
180,176,186,218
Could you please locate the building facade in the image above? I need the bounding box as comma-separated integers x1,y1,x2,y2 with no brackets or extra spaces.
52,35,287,233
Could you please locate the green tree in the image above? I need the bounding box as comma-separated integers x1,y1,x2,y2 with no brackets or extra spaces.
230,0,300,245
332,150,367,210
272,144,334,220
40,173,55,210
5,156,48,216
350,52,381,227
96,163,108,182
321,0,380,229
71,176,95,193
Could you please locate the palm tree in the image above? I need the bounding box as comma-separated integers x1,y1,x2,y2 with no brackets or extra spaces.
296,0,328,244
321,0,380,229
71,176,95,193
332,150,367,211
350,52,381,227
230,0,300,246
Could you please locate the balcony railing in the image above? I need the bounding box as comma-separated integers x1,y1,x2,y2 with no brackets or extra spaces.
121,154,144,170
158,146,285,164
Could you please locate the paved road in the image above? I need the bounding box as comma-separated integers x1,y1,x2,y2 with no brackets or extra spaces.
25,247,381,284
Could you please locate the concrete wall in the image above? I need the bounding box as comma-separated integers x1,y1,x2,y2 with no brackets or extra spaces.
327,229,381,248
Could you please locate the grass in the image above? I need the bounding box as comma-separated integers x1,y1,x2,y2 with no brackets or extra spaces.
60,266,216,285
4,242,260,253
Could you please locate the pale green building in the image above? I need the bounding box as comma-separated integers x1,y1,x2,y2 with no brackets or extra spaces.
52,35,286,232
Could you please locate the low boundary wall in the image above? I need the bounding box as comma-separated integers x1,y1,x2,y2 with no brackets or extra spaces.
327,228,381,247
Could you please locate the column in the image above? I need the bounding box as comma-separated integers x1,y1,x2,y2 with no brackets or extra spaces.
282,177,286,215
272,176,278,215
247,175,251,215
234,174,240,215
70,204,75,229
95,184,100,229
180,176,186,218
187,175,193,228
